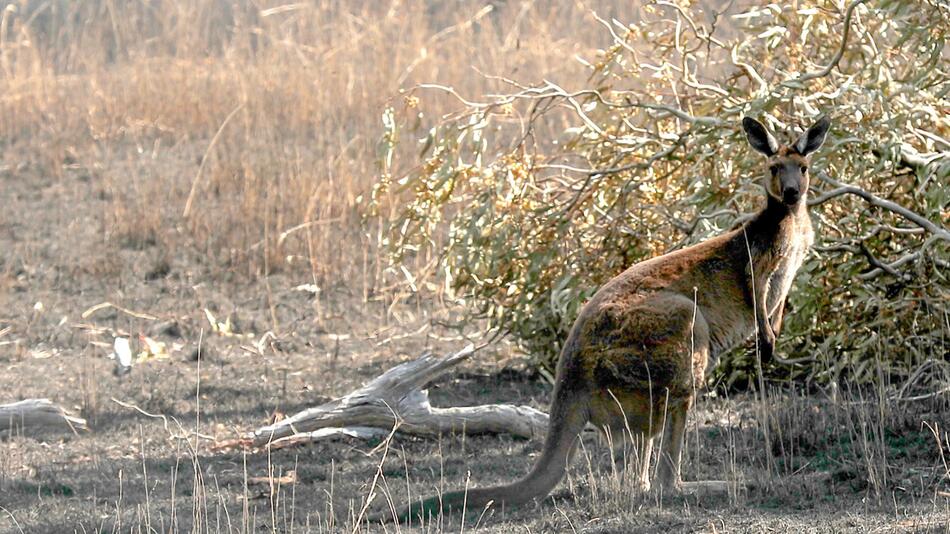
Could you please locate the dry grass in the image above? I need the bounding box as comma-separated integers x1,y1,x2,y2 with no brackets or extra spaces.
0,0,626,285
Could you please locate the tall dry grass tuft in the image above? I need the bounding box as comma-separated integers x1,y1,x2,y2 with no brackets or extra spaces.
0,0,620,288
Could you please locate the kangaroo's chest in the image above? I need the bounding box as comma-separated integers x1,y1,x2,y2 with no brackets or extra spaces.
766,222,814,313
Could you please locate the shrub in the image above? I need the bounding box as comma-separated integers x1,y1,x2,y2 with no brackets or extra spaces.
376,0,949,388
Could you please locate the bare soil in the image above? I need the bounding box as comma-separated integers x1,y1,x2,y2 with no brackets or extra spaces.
1,151,948,533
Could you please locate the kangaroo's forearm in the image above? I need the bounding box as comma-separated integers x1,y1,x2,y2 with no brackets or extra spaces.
755,281,775,359
771,298,786,336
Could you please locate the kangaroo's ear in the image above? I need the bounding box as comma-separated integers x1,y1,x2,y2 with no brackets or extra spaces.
794,116,831,156
742,117,778,157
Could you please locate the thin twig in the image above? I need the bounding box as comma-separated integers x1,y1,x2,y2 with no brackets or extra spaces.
80,302,158,321
894,387,950,402
0,506,24,534
809,172,950,241
182,102,246,218
396,5,494,87
351,419,399,530
787,0,869,84
111,398,215,441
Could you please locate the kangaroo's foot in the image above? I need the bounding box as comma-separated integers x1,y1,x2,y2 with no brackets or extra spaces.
607,456,652,493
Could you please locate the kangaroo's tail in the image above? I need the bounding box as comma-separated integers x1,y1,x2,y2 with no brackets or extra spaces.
369,384,590,525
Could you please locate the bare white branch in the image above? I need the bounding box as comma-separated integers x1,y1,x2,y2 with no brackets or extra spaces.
0,399,87,435
248,345,549,448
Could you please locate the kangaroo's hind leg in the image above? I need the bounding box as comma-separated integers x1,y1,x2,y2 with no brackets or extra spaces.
656,396,730,496
606,430,653,492
634,434,653,492
656,396,689,491
593,394,656,493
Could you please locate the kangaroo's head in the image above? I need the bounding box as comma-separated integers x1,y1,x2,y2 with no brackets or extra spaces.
742,116,830,207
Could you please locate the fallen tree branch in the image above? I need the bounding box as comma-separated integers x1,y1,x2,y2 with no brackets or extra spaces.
893,359,950,402
248,344,549,448
0,399,87,435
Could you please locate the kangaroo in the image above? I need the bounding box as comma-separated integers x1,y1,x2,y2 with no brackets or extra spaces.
374,116,830,524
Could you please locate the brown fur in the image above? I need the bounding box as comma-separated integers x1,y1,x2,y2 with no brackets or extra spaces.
374,116,830,524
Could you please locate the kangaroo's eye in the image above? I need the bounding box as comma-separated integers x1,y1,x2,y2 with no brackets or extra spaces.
800,165,808,174
769,165,779,176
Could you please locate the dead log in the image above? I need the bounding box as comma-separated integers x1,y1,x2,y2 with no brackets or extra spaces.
248,344,549,447
0,399,88,434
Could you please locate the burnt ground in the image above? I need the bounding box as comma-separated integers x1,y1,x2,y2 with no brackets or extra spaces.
1,154,949,533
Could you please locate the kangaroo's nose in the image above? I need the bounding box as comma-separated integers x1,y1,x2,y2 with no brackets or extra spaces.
783,187,800,204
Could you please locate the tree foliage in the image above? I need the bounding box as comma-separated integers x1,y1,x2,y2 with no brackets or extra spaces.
373,0,949,389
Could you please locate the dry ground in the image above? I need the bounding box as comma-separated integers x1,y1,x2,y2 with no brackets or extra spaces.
1,157,948,533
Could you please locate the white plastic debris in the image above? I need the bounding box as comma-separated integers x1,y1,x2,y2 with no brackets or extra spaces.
112,337,133,376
